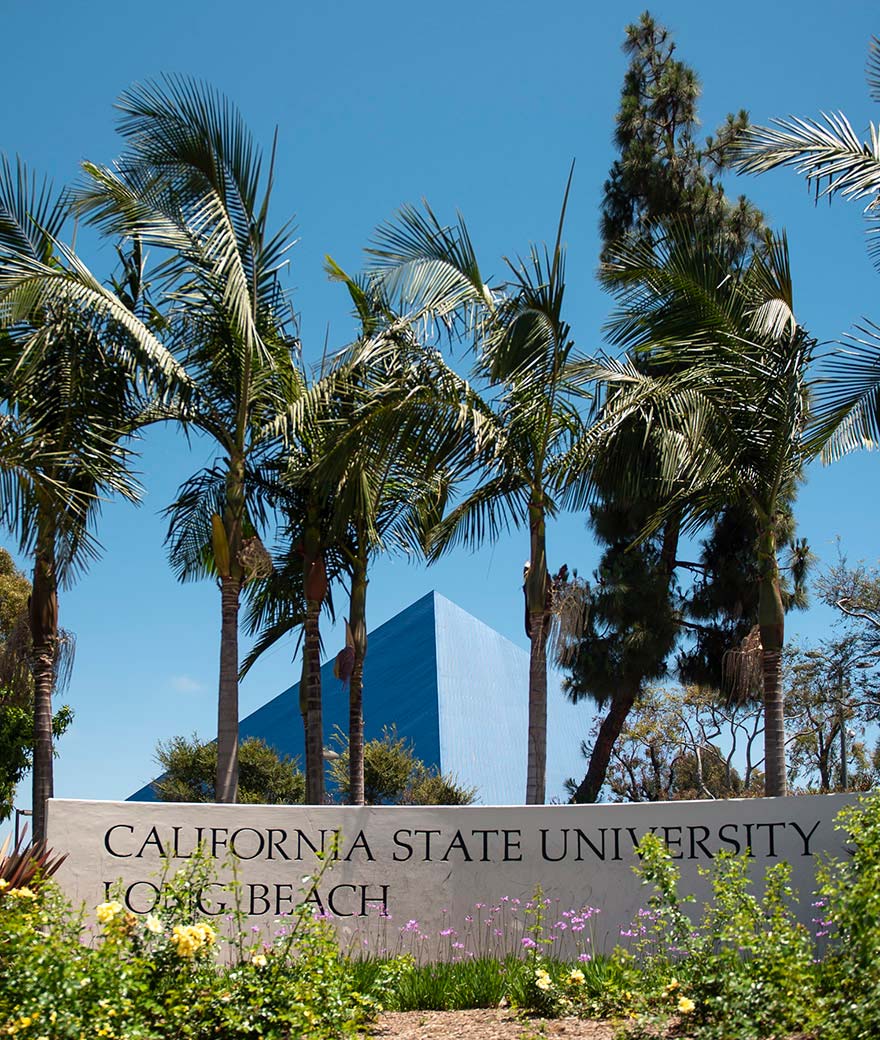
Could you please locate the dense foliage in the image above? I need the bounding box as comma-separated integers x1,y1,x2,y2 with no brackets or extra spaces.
328,726,476,805
152,735,305,805
0,853,373,1040
3,794,880,1036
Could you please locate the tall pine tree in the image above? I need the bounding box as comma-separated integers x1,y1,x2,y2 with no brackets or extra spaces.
565,12,797,802
600,11,763,259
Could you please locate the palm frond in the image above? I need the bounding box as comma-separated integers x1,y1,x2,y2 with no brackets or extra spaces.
866,35,880,104
0,243,189,395
367,201,493,333
809,322,880,460
736,113,880,203
426,470,532,559
0,155,67,261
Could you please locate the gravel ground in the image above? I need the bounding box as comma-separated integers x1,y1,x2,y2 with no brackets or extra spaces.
371,1009,618,1039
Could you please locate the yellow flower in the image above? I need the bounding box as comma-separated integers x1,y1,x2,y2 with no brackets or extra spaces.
169,923,216,959
678,996,695,1014
251,953,268,967
9,887,37,900
0,878,8,890
568,969,585,985
535,968,552,992
194,922,216,945
145,914,162,934
96,900,123,923
665,978,680,993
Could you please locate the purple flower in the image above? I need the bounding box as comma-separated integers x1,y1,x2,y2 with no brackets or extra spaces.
579,953,592,963
521,937,537,949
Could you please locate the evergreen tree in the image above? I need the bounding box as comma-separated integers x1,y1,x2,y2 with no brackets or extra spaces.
566,12,797,801
601,11,763,259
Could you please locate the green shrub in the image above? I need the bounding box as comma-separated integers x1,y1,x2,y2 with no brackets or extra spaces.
328,725,476,805
816,790,880,1040
0,853,373,1039
615,831,820,1039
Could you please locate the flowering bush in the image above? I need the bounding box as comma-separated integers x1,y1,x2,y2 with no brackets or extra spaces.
5,795,880,1036
0,855,373,1039
612,831,820,1039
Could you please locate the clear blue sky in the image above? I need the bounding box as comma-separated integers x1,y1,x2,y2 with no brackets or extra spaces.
3,0,879,806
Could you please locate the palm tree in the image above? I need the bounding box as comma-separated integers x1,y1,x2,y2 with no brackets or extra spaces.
322,272,476,805
735,35,880,458
0,158,150,842
590,226,814,796
244,269,477,805
74,78,305,803
367,180,591,804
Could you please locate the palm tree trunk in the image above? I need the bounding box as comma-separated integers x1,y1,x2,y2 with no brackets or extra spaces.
29,524,58,845
571,687,637,803
301,505,327,805
762,646,786,796
303,594,324,804
348,561,368,806
758,527,787,797
525,496,549,805
215,456,246,804
216,574,242,803
526,610,548,804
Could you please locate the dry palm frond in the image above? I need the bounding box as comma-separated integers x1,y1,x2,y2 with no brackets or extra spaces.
549,567,591,669
333,620,356,686
238,535,274,583
722,624,763,703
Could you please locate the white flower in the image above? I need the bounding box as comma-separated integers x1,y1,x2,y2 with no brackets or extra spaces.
145,914,162,934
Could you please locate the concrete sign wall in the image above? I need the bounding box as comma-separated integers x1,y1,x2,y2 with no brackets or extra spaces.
48,795,858,956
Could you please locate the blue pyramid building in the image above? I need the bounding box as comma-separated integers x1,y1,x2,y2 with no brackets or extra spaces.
130,591,589,804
